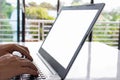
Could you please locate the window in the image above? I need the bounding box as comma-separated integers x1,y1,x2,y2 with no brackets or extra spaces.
1,0,120,48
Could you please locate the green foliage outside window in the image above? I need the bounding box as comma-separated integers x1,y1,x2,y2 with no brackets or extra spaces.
0,0,14,18
0,0,14,42
26,7,55,20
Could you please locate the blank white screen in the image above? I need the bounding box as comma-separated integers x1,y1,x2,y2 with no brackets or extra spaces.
42,10,98,68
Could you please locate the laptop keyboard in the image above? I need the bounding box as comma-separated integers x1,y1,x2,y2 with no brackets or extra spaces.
11,71,46,80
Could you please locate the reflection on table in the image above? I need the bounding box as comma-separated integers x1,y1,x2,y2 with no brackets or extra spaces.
66,42,120,80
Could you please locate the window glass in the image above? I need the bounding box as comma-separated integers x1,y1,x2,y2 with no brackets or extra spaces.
88,0,120,48
2,0,120,48
0,0,18,42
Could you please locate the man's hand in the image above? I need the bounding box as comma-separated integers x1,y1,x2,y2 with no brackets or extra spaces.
0,54,38,80
0,44,33,61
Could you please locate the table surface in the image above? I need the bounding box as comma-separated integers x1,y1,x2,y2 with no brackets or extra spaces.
2,41,120,80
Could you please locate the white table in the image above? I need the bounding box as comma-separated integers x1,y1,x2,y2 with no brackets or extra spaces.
2,42,120,80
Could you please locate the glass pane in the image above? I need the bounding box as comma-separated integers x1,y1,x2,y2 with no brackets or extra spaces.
4,0,116,48
91,0,120,48
0,0,18,42
25,0,58,41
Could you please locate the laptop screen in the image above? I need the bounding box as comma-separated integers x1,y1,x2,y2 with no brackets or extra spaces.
42,10,98,69
39,3,105,79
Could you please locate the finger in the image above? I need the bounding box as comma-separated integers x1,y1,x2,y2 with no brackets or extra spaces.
10,55,35,69
10,56,38,72
19,67,38,76
19,59,38,71
19,45,30,53
0,53,13,60
13,44,33,61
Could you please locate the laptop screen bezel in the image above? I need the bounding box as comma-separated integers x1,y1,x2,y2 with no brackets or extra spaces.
39,3,105,79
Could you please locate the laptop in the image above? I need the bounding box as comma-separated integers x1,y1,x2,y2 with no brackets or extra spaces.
13,3,105,80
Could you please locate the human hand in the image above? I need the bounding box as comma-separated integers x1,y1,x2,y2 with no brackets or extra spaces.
0,54,38,80
0,44,33,61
